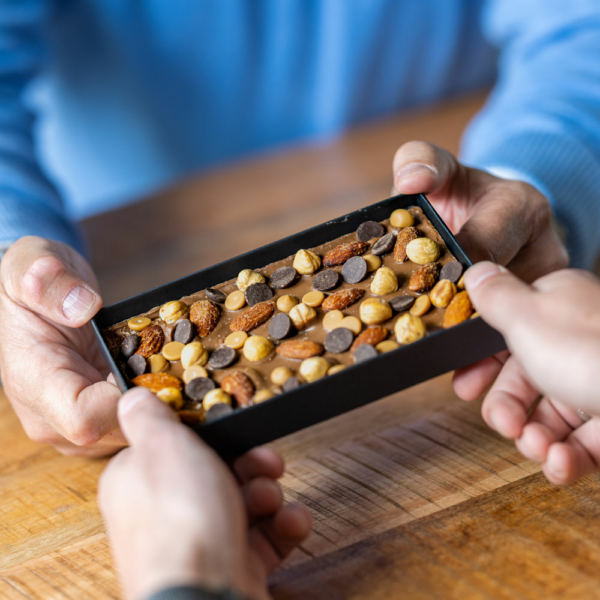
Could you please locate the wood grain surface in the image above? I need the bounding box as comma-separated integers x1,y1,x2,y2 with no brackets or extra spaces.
3,90,600,600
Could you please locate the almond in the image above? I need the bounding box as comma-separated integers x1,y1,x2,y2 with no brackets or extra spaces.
350,326,388,352
132,372,183,392
220,371,254,407
394,226,421,263
189,300,220,337
276,339,324,360
323,241,369,267
321,288,364,312
443,291,474,328
408,263,440,293
230,301,275,332
135,324,165,358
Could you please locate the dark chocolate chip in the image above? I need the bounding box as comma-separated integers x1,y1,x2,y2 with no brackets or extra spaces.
440,260,464,284
357,220,385,242
371,233,396,256
341,256,368,284
269,266,297,289
208,347,237,369
245,283,274,306
205,288,227,303
173,319,195,344
268,313,293,340
312,269,340,291
205,403,234,423
120,334,140,359
126,354,147,377
354,344,378,364
185,377,217,401
282,376,301,392
389,295,416,312
324,327,354,354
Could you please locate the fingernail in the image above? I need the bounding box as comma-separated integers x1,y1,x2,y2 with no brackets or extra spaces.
62,285,96,320
119,387,154,417
464,262,507,292
394,162,437,186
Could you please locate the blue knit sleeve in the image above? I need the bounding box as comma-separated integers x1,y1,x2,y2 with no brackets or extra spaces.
0,1,83,253
461,0,600,268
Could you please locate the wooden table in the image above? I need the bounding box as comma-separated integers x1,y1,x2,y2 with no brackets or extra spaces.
3,91,600,600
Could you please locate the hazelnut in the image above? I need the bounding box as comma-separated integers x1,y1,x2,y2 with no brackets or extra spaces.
181,342,208,368
237,269,266,292
128,316,151,332
293,249,321,275
363,254,382,272
253,389,276,403
182,365,209,384
243,335,273,361
410,295,431,317
430,279,457,308
390,208,414,228
157,387,184,410
271,366,294,386
203,388,232,411
359,298,393,325
395,313,426,344
289,303,317,329
370,266,398,296
299,356,330,383
159,300,188,324
277,294,299,313
406,238,441,265
148,354,169,373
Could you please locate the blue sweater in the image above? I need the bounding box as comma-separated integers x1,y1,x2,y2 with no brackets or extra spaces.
1,0,599,267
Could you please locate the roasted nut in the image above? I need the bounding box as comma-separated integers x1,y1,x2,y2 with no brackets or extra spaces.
371,266,398,296
359,298,393,325
363,254,382,272
277,339,324,360
203,388,232,411
337,316,362,335
182,365,209,384
430,279,457,308
321,288,364,312
128,316,151,332
253,389,276,403
159,300,188,324
189,300,220,337
410,295,432,317
225,331,248,349
225,290,246,311
162,341,185,361
323,309,344,331
271,366,294,386
148,354,169,373
157,387,184,410
327,364,346,376
457,273,466,290
237,269,266,291
390,208,414,228
181,342,208,368
243,335,274,361
471,311,480,319
230,301,275,332
395,313,426,344
132,372,183,392
443,291,473,328
293,249,321,275
376,340,400,353
351,326,388,352
409,262,440,293
135,324,165,358
394,226,421,263
289,303,317,329
323,241,369,267
302,290,325,307
277,294,299,313
220,371,254,407
299,357,330,383
406,238,441,265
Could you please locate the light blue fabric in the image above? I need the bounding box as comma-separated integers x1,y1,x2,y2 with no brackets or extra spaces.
0,1,598,266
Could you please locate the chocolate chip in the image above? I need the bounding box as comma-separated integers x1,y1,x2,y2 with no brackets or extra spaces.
341,256,368,284
205,288,227,303
282,376,301,392
120,334,140,359
312,270,340,291
269,313,293,340
389,295,416,312
269,266,297,289
185,377,217,401
324,328,354,354
440,260,464,284
126,354,147,377
205,403,234,423
245,283,274,306
354,344,378,364
173,319,195,344
356,221,385,242
371,233,396,256
208,347,237,369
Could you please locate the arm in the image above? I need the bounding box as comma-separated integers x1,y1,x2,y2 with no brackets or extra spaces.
461,0,600,269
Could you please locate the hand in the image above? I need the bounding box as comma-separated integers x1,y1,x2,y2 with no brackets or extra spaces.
99,387,312,600
0,235,125,456
457,262,600,485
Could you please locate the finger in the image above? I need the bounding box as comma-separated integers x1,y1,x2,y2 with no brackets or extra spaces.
1,236,102,327
242,477,283,525
481,356,540,439
452,350,510,402
233,448,285,484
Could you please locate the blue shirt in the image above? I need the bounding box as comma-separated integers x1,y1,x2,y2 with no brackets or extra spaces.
1,0,600,267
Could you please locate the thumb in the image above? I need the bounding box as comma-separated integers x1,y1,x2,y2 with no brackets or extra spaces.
1,236,102,327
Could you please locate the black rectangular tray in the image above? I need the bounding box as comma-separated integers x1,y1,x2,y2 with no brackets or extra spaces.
92,194,506,458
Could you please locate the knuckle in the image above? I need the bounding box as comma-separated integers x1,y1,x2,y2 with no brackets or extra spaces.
62,417,103,447
21,256,66,304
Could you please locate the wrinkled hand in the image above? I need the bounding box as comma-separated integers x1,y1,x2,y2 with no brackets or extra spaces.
99,387,312,600
0,236,125,456
456,262,600,485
